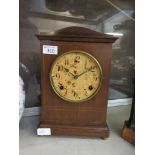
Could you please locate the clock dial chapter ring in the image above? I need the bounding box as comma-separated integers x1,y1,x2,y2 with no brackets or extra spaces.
49,51,103,103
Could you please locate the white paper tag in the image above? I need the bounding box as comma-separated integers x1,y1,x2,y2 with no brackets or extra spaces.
37,128,51,136
43,45,58,55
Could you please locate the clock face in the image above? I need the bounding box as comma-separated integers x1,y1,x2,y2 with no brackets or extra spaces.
50,51,102,102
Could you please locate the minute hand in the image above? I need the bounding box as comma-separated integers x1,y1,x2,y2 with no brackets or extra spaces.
75,66,96,79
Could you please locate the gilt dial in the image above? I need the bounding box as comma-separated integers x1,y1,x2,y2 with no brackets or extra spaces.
50,51,102,102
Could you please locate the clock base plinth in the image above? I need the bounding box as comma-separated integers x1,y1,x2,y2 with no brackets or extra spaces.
121,121,135,144
38,123,109,138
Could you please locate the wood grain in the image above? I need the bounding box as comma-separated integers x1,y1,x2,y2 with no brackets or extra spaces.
37,27,117,138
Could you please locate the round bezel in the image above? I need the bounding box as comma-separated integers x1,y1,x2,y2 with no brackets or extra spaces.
49,50,103,103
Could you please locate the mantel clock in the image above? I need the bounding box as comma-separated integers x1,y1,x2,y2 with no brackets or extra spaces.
36,26,117,138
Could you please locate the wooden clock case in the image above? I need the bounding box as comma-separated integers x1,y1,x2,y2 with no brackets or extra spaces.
36,27,117,138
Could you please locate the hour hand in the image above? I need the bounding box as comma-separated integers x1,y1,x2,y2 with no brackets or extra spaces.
64,67,75,77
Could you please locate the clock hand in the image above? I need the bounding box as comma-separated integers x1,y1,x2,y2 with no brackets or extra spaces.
74,66,96,79
64,67,75,77
74,70,87,79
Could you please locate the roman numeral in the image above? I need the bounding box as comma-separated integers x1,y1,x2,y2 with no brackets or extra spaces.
57,65,63,71
72,83,76,87
84,60,87,69
56,73,60,78
65,58,69,65
72,90,78,98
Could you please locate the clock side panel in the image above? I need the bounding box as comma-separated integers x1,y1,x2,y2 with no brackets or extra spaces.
40,41,112,126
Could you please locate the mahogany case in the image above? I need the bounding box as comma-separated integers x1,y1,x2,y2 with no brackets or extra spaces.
36,27,117,138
